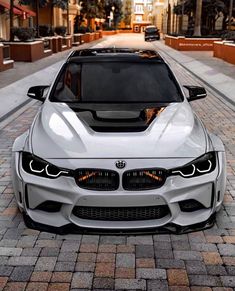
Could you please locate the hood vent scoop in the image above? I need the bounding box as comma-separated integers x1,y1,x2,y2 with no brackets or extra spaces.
76,108,165,133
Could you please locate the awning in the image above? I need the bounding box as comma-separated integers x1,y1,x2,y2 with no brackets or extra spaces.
0,0,22,15
14,4,36,17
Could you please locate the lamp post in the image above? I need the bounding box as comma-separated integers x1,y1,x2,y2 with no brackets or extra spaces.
181,0,184,33
9,0,14,41
112,6,115,28
228,0,234,30
167,0,171,34
67,0,70,35
35,0,40,38
109,6,115,28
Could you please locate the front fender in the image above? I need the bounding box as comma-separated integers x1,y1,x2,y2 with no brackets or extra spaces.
12,131,29,152
209,133,225,152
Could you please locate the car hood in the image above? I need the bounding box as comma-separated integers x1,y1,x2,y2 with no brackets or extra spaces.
31,101,207,159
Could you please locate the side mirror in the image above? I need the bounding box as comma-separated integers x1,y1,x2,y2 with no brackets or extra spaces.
184,85,207,102
27,85,50,102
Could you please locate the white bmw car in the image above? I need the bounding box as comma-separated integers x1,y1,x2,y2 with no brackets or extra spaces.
12,48,226,234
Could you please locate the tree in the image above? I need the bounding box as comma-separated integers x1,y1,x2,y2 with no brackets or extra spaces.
123,0,132,27
49,0,68,28
80,0,100,29
174,0,235,35
19,0,47,37
104,0,123,28
10,0,14,41
193,0,202,35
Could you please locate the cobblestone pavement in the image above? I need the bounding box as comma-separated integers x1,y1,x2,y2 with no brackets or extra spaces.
0,36,235,290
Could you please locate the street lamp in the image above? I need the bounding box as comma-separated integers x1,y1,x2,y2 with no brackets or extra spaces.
109,6,115,28
67,0,70,35
167,0,171,34
35,0,40,38
181,0,185,33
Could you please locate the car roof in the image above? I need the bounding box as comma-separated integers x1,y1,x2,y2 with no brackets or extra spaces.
146,25,158,29
67,48,164,63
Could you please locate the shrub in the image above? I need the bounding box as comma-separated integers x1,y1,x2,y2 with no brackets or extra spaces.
78,26,93,33
11,27,35,42
75,26,88,34
55,26,67,36
221,31,235,42
102,23,116,31
39,25,54,37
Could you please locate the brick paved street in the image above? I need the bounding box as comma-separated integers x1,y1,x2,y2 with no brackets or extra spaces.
0,35,235,290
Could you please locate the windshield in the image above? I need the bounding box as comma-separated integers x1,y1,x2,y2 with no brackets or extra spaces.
50,61,182,103
146,27,158,33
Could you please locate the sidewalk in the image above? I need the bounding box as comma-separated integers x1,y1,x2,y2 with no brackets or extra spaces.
0,39,103,122
153,41,235,107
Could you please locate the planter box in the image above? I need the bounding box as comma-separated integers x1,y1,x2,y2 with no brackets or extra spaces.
214,41,235,65
81,33,90,43
165,35,221,51
57,37,67,52
73,34,83,46
95,32,100,40
0,43,14,71
76,32,102,45
101,30,118,36
89,33,95,42
51,37,60,53
119,30,133,33
7,41,48,62
63,35,72,49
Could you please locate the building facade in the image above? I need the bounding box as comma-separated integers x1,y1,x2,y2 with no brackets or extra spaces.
132,0,153,32
38,0,81,36
0,0,81,40
0,0,34,40
162,0,224,36
152,0,164,31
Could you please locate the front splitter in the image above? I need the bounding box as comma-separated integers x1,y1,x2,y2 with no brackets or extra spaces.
23,212,216,235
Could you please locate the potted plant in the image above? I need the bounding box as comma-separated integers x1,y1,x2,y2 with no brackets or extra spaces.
39,25,55,37
11,27,35,42
7,27,50,62
55,26,67,37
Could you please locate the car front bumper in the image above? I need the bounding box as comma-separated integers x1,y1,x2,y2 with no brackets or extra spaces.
12,152,226,232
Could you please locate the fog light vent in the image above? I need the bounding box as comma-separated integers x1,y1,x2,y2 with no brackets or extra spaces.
179,199,206,212
35,201,62,212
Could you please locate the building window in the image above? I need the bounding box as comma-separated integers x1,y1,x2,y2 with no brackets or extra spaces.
134,25,139,32
135,15,142,22
135,5,143,13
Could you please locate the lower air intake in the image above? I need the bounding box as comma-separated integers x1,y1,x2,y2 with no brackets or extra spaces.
179,199,206,212
72,205,170,221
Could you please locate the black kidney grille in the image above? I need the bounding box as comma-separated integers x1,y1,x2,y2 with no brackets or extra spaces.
75,169,119,190
123,168,166,190
72,205,170,221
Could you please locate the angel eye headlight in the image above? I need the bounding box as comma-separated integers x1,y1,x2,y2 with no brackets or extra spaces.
22,152,70,179
171,152,216,178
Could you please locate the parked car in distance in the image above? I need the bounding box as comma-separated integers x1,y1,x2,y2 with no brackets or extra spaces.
145,25,160,41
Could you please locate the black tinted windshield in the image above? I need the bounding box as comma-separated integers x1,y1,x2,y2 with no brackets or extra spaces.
51,61,182,103
146,27,158,33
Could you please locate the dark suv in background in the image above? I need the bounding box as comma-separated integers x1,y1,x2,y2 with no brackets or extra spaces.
145,25,160,41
